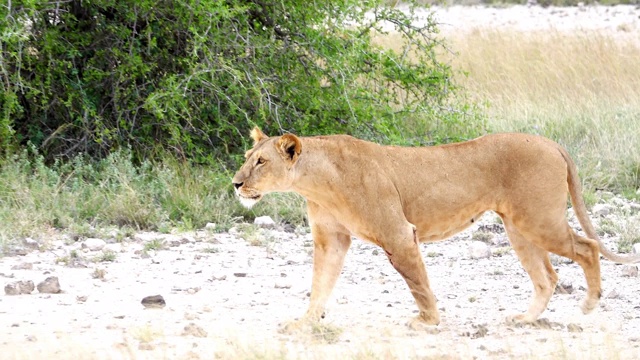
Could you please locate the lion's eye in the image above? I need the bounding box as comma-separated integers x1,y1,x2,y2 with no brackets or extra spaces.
256,157,266,166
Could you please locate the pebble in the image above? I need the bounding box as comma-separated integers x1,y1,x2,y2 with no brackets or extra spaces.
141,295,166,309
182,323,208,338
605,289,620,299
632,243,640,254
275,281,292,289
468,241,491,259
621,265,638,277
592,204,613,217
254,216,276,228
37,277,61,294
82,238,106,251
205,223,217,230
4,280,35,295
567,323,583,333
11,262,33,270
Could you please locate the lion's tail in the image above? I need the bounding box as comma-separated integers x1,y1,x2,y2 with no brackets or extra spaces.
558,145,640,264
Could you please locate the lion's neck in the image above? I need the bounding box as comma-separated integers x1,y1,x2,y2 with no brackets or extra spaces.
289,137,346,205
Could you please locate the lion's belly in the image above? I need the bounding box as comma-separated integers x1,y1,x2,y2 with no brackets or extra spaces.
414,210,486,242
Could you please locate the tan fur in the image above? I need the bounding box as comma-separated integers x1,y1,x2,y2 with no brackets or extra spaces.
232,127,640,330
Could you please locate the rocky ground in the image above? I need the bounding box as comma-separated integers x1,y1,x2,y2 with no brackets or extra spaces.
1,191,639,360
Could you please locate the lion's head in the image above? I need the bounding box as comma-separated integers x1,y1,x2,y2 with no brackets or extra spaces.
232,127,302,208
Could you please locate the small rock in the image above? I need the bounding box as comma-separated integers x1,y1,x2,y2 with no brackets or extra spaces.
211,274,227,281
592,204,613,217
204,223,216,230
169,240,181,247
182,323,208,338
181,236,195,244
275,281,291,289
4,280,35,295
567,323,583,333
82,238,106,251
468,241,491,259
37,276,61,294
632,243,640,254
187,287,200,294
605,289,620,299
11,262,33,270
233,272,247,278
138,343,154,351
25,335,37,342
621,265,638,277
76,295,88,303
23,237,39,249
336,297,348,305
254,216,275,228
372,249,379,256
141,295,166,309
184,312,199,321
555,280,574,294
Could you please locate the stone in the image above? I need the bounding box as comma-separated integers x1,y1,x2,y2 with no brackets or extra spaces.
254,216,275,228
632,243,640,255
275,281,292,289
138,343,154,350
621,265,638,277
592,204,613,217
605,289,620,299
141,295,166,309
567,323,583,333
82,238,106,251
468,241,491,259
233,272,247,278
555,280,574,294
182,323,208,338
4,280,35,295
23,237,39,249
204,223,216,230
37,276,61,294
11,262,33,270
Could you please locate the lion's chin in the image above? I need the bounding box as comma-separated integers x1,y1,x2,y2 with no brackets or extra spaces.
238,195,262,209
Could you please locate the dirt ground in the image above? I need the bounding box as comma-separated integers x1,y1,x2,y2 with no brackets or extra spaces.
2,5,640,360
2,203,639,359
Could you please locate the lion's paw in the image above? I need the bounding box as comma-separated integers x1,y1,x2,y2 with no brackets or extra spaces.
278,318,313,334
580,298,599,314
505,313,536,324
406,316,440,334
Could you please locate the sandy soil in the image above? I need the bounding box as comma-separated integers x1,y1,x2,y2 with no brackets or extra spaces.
407,4,640,38
2,5,640,360
2,199,639,359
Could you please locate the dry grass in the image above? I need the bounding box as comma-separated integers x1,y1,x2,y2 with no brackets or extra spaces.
374,29,640,195
447,29,640,194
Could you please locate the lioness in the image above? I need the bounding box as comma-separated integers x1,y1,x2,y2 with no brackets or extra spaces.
232,127,640,330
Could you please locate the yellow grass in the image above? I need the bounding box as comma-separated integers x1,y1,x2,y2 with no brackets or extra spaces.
375,29,640,194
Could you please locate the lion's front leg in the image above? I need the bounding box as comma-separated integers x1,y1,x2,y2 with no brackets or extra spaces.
280,203,351,334
383,224,440,330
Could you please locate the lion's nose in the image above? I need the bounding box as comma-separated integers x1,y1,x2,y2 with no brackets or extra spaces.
233,181,243,190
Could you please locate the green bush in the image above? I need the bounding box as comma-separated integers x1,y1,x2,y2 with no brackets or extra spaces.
1,0,483,165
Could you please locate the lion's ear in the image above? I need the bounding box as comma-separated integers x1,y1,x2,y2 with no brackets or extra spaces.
250,127,268,145
276,133,302,164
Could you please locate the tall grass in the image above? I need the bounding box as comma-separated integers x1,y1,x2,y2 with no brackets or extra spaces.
444,29,640,195
0,149,306,251
375,28,640,196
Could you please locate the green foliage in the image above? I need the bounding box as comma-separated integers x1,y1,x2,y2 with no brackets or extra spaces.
1,0,483,164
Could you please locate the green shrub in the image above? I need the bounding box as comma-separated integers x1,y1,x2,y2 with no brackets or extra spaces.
1,0,483,165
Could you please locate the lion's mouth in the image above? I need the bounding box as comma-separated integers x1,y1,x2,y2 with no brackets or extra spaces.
237,192,263,209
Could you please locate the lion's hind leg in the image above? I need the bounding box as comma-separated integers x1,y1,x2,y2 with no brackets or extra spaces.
509,217,602,319
502,218,558,324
